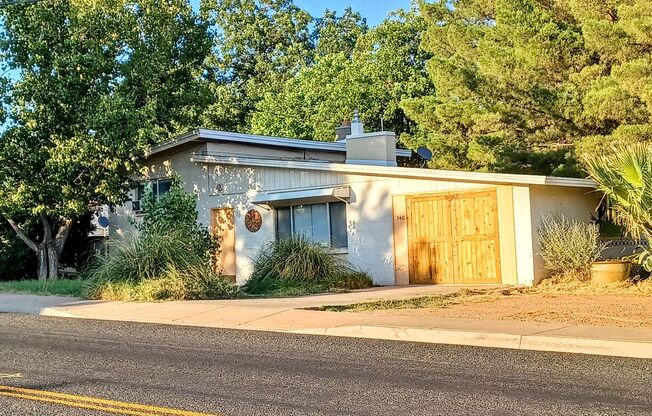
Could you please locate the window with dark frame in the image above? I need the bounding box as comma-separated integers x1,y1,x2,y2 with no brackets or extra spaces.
133,178,174,212
275,201,348,249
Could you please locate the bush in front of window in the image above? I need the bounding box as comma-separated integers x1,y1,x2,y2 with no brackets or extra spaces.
81,226,239,301
244,234,372,295
81,181,235,301
136,179,216,260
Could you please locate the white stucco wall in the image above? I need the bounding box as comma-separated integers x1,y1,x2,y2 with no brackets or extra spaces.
203,142,347,163
528,185,601,284
109,144,205,238
199,166,495,285
512,186,536,286
112,147,496,285
111,143,600,287
342,177,493,285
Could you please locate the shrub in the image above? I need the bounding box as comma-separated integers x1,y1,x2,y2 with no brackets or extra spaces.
81,227,238,301
329,270,373,290
136,180,216,260
538,213,605,279
82,180,237,301
243,235,372,295
83,227,203,284
584,143,652,271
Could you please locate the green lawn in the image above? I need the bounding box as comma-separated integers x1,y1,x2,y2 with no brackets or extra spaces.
0,279,84,297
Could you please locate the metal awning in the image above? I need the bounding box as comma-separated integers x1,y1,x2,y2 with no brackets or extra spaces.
252,186,351,207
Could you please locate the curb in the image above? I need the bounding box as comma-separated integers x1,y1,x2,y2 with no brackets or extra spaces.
520,334,652,359
40,308,83,319
290,325,652,359
9,306,652,360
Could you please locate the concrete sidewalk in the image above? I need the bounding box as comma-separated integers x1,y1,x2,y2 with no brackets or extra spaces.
1,288,651,359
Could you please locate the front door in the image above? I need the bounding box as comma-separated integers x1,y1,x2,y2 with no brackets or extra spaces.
211,208,236,279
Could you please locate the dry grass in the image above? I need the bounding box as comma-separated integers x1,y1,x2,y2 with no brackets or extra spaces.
532,274,652,295
321,288,518,312
322,277,652,328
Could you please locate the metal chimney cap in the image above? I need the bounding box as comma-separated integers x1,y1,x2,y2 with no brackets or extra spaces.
352,109,360,123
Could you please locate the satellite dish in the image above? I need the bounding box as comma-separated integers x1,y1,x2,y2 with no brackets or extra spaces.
98,216,110,229
416,146,433,167
417,146,433,161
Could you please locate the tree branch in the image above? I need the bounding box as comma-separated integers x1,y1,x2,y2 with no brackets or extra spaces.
39,211,52,242
1,213,38,252
55,218,74,256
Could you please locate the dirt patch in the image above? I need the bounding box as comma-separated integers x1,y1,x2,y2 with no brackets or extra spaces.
323,278,652,329
373,293,652,328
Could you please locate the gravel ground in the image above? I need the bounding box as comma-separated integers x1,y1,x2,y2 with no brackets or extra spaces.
371,293,652,328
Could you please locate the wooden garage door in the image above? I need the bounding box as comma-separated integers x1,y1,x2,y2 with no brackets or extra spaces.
406,189,501,284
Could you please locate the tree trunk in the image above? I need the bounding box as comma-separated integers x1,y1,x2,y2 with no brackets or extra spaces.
37,243,48,282
50,219,74,280
38,213,55,280
47,242,59,280
3,212,73,281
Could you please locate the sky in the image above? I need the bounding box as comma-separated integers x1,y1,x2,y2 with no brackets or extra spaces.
294,1,411,25
188,1,412,26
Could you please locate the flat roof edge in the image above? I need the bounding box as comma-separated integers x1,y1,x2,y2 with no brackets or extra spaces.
147,130,201,157
190,154,597,189
147,128,412,158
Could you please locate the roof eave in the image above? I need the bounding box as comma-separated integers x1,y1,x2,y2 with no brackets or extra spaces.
146,130,202,157
146,128,413,158
189,154,597,189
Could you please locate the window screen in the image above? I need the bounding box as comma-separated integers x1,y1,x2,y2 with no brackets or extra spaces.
158,179,173,197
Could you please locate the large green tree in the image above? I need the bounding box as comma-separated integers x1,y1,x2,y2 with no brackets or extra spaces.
250,8,433,142
199,0,313,131
402,0,652,175
118,0,213,139
0,0,140,279
313,7,368,58
0,0,211,279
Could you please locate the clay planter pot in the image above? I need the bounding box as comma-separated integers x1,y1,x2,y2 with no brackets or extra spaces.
590,260,631,284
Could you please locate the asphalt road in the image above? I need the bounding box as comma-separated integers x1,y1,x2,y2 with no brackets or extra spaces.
0,313,651,416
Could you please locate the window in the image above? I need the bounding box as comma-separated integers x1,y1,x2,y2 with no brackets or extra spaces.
133,178,173,212
157,179,172,197
275,202,348,249
136,178,173,200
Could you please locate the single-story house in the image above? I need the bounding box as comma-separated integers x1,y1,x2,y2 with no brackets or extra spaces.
109,119,600,286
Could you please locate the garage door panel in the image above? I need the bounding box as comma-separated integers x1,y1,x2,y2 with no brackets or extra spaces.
410,242,432,284
407,190,501,285
431,241,452,283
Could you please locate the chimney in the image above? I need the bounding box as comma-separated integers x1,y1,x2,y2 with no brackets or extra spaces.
345,111,397,167
335,120,351,141
351,109,364,135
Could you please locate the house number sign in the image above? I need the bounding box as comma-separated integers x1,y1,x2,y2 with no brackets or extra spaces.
245,209,262,232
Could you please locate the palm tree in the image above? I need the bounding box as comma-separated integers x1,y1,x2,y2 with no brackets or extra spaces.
584,143,652,270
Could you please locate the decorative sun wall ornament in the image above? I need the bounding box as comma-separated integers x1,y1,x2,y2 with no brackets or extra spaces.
244,209,262,232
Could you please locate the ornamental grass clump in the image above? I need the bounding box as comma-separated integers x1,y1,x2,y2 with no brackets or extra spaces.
538,213,605,280
81,226,238,301
81,181,238,301
243,234,372,295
